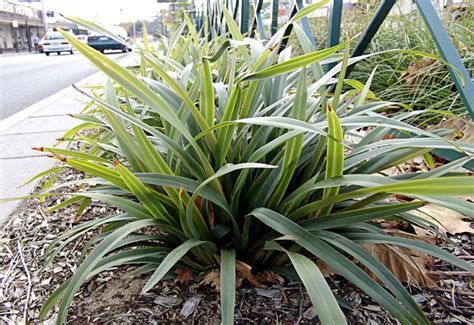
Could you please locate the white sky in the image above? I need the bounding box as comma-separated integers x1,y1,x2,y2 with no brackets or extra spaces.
27,0,169,25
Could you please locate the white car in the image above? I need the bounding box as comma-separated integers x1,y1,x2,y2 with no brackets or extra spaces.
42,31,73,56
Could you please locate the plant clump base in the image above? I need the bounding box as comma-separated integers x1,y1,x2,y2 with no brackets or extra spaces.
1,168,473,324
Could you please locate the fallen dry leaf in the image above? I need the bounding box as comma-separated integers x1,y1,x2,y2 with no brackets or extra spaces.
200,269,220,292
383,228,438,246
362,243,436,287
236,260,260,288
199,261,261,292
255,271,284,285
437,117,474,145
411,226,438,245
411,205,473,235
401,58,436,86
316,259,337,277
175,268,193,284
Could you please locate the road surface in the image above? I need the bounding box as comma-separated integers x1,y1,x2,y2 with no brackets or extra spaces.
0,51,122,120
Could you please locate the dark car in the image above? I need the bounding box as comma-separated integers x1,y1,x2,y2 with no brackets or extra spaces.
87,26,131,53
87,35,131,53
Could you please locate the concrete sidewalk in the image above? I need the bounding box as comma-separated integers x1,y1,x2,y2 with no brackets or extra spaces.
0,72,104,223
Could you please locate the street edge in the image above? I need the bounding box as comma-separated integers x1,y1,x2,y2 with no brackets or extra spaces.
0,71,103,134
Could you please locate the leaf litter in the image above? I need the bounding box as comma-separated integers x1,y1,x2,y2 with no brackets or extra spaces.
0,167,473,324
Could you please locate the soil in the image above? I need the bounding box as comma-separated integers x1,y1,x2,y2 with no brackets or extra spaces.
1,167,473,324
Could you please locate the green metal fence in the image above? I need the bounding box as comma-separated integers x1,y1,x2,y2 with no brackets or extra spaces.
196,0,473,169
196,0,473,119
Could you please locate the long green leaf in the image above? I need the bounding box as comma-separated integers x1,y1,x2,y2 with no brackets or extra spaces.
290,0,330,23
115,162,174,224
221,249,236,325
316,231,429,323
291,176,474,220
345,232,474,272
320,103,344,215
270,69,307,207
56,219,158,324
250,208,419,323
242,44,344,81
266,242,347,324
142,239,208,292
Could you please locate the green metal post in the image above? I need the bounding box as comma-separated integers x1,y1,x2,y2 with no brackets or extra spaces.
344,0,396,77
295,0,317,48
251,0,265,39
233,0,240,20
415,0,474,119
279,3,298,52
327,0,342,48
240,0,249,34
271,0,279,35
326,0,343,70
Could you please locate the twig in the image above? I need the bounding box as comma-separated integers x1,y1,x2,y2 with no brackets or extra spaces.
451,284,456,308
37,206,49,226
3,252,20,288
432,294,474,316
296,284,303,324
17,241,32,325
429,287,474,297
428,271,474,277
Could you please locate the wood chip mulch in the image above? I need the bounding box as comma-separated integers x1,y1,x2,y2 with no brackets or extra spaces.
1,168,473,324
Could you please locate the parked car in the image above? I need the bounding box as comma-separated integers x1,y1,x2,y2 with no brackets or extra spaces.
76,35,88,43
87,26,131,53
42,31,73,56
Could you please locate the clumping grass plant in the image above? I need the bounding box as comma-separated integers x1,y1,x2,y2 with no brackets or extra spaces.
19,8,474,325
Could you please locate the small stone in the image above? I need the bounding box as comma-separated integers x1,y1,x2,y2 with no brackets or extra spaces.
52,267,62,273
303,306,318,320
180,296,201,319
255,289,281,299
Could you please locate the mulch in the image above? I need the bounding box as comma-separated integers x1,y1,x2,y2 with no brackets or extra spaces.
1,167,473,324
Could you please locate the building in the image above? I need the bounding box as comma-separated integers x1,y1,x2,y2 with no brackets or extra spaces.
0,0,45,53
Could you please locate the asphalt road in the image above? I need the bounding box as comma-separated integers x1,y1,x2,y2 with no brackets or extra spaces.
0,51,122,120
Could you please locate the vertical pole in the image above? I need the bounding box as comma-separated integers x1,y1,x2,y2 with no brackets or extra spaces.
41,0,48,33
295,0,316,48
415,0,474,118
240,0,249,34
26,20,32,52
344,0,395,77
270,0,278,36
13,25,19,53
327,0,342,48
326,0,343,70
278,2,297,53
251,0,264,39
